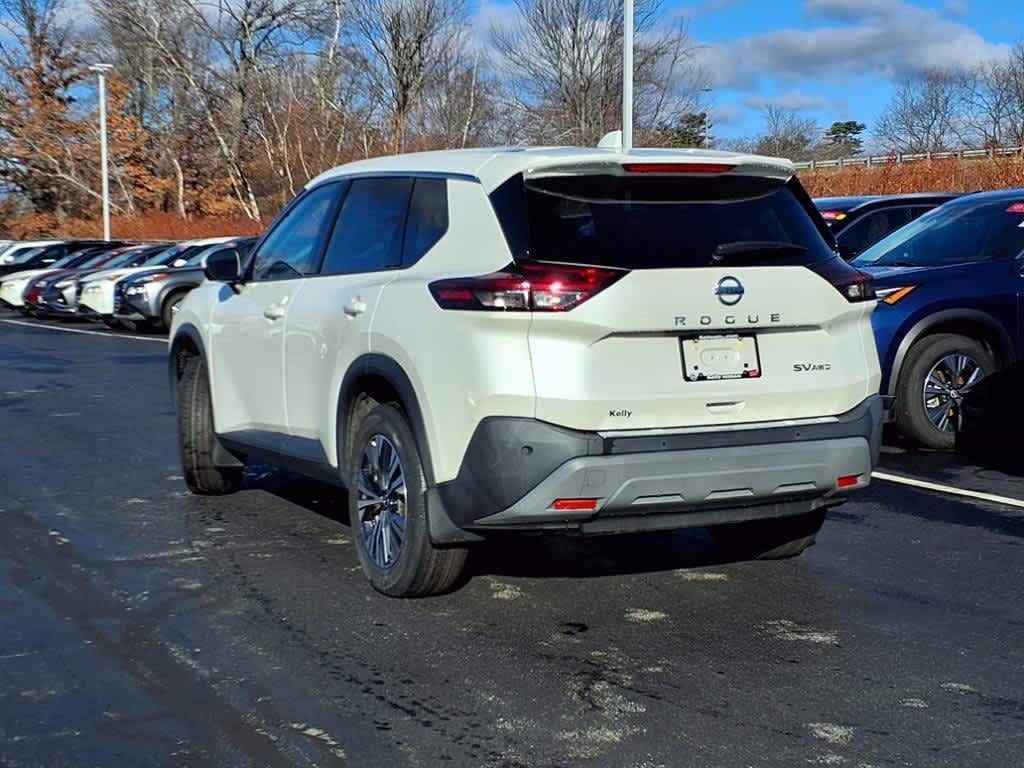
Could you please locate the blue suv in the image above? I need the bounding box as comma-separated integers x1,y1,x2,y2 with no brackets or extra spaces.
852,189,1024,449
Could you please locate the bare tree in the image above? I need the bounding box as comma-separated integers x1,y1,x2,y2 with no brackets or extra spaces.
351,0,468,153
92,0,321,220
875,69,968,154
491,0,699,146
962,61,1019,148
755,106,819,161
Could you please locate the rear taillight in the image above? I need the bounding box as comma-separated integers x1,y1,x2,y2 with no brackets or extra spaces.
819,210,847,222
808,258,875,303
429,262,627,312
25,286,43,305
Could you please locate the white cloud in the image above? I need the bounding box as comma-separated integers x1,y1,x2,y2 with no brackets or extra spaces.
742,91,831,111
697,0,1010,89
945,0,968,16
709,104,746,126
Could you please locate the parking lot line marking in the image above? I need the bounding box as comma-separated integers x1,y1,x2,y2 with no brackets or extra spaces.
0,318,165,344
873,470,1024,511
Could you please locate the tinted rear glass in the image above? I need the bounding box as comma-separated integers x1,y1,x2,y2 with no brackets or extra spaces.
855,200,1024,267
490,174,834,269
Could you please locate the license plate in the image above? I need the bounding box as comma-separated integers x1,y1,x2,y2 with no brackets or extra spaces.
681,335,761,381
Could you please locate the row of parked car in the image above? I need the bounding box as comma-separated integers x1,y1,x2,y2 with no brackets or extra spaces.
0,236,255,331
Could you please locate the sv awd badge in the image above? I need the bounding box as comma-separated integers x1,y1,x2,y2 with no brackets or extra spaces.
794,363,832,372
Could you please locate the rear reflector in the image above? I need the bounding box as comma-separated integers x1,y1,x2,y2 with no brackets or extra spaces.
430,261,627,312
622,162,735,174
836,474,862,489
808,258,875,302
552,498,599,512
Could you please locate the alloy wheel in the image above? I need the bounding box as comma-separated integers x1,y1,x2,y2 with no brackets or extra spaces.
357,434,407,568
922,353,985,433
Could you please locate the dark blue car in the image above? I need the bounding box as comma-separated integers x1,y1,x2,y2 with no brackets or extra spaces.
852,189,1024,449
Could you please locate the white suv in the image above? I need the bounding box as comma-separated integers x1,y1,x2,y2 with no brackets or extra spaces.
170,147,883,597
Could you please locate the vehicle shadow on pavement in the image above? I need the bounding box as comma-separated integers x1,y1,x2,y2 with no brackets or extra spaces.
463,530,731,580
243,464,350,525
957,361,1024,477
243,464,744,580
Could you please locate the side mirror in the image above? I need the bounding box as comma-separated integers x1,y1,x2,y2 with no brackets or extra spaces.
204,248,242,284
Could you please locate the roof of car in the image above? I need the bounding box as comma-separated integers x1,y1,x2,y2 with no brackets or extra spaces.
182,236,238,247
309,146,797,193
814,193,959,211
954,187,1024,204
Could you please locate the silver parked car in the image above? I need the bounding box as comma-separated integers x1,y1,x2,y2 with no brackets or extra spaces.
115,238,257,330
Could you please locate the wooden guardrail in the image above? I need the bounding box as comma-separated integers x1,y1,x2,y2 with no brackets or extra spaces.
793,146,1024,170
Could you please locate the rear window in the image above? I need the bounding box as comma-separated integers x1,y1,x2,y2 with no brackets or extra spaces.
489,174,834,269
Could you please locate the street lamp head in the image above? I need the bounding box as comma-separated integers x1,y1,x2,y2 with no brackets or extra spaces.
89,63,113,75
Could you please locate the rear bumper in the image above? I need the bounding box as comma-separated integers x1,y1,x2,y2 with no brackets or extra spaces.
428,396,882,541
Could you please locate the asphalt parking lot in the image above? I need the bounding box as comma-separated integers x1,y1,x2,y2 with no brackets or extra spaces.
2,318,1023,768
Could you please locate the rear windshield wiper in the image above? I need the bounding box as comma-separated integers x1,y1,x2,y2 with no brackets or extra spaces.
712,241,808,264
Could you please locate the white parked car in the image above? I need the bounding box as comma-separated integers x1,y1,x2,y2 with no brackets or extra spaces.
78,237,235,322
170,147,883,597
0,246,113,308
0,240,61,266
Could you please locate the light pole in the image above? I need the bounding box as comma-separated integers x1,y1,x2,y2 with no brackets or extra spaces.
702,87,712,148
90,63,113,241
622,0,634,152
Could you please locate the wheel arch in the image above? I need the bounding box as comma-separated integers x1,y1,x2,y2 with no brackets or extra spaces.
888,309,1013,398
168,323,207,402
158,283,196,319
335,354,435,486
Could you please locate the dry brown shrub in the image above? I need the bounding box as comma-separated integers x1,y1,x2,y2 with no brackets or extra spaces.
799,156,1024,197
3,211,265,241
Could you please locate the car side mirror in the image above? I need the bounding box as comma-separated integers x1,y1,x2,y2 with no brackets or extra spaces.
204,248,242,285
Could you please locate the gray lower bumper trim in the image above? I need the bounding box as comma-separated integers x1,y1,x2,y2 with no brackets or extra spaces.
472,436,872,530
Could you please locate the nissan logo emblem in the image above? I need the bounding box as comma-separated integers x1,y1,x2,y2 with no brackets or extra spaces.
715,276,744,306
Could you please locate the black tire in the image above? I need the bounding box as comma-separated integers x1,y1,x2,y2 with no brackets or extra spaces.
895,333,996,450
348,403,467,597
709,510,826,560
176,354,243,495
161,291,188,331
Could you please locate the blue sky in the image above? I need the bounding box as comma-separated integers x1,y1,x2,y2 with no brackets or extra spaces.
680,0,1021,144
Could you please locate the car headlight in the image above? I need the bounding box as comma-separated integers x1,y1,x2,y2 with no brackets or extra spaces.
55,279,75,289
876,286,916,305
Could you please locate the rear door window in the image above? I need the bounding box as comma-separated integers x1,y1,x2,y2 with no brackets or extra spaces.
490,174,834,269
320,178,413,276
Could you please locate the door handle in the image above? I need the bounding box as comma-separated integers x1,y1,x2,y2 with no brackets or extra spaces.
263,303,285,321
343,296,367,317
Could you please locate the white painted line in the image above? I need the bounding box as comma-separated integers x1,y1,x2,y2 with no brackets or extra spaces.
0,318,165,344
873,470,1024,511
